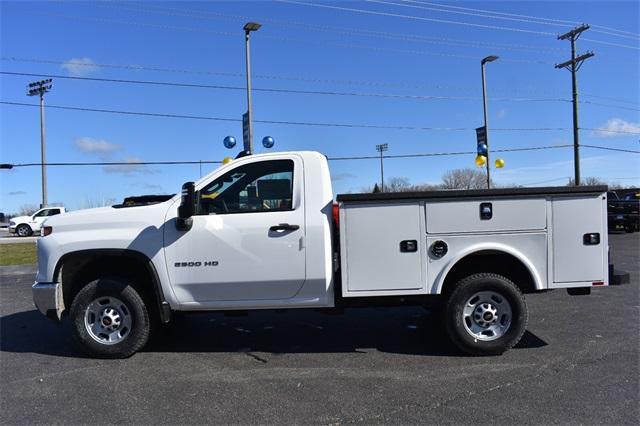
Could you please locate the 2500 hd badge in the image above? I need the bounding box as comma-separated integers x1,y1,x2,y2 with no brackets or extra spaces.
174,261,219,267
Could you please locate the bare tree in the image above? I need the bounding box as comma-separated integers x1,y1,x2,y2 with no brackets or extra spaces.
18,204,39,216
386,177,411,192
79,197,117,210
441,168,492,190
567,177,607,186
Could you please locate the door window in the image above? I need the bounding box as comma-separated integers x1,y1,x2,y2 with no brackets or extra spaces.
197,160,294,215
34,209,61,218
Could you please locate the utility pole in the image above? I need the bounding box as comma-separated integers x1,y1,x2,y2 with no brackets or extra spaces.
376,143,388,192
243,22,261,154
481,55,499,189
555,24,594,186
27,79,53,207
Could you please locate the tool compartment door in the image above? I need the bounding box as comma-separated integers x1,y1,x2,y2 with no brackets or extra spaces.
552,195,607,284
340,202,425,296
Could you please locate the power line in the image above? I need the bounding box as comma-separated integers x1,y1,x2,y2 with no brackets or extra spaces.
0,71,575,103
582,145,640,154
278,0,640,50
580,127,640,135
19,10,557,64
4,71,637,111
93,0,564,54
395,0,640,40
1,100,578,132
278,0,556,36
0,57,581,96
3,144,575,167
0,56,638,110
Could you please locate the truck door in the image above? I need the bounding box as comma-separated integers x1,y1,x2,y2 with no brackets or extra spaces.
164,157,306,303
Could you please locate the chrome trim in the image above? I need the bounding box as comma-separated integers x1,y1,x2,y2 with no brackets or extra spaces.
32,282,64,321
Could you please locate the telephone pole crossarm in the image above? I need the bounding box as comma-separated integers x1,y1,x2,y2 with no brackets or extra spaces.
558,24,590,40
555,51,595,70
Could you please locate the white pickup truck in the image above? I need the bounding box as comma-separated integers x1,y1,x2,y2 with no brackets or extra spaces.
32,151,627,358
9,206,66,237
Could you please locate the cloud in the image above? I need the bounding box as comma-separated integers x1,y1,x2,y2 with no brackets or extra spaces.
496,108,507,120
8,191,26,196
592,118,640,138
103,157,154,175
61,57,99,76
75,137,122,155
331,172,356,182
131,183,165,193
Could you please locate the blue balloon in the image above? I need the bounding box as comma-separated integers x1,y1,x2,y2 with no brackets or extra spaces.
262,136,275,149
477,143,488,156
223,136,236,149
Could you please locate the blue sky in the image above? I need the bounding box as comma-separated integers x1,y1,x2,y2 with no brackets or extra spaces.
1,0,639,213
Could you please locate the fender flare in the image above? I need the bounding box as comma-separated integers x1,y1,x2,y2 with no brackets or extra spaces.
433,242,544,294
54,248,171,323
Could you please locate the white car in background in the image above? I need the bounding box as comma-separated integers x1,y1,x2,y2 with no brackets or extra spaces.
9,207,66,237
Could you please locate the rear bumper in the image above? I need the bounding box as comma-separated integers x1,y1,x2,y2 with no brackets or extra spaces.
32,282,64,321
609,264,630,286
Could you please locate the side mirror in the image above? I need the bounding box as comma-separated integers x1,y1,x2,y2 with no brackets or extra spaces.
176,182,195,231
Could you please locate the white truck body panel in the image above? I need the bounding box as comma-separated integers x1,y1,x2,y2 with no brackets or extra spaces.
338,190,608,297
551,195,608,285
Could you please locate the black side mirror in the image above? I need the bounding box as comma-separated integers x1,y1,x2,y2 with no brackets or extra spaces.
176,181,195,231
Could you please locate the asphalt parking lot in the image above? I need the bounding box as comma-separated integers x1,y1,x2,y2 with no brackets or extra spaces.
1,233,638,425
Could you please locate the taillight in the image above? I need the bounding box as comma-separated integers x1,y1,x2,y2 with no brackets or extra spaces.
41,226,52,237
332,202,340,227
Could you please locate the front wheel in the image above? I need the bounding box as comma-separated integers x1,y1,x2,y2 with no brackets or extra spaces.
444,273,528,356
16,224,32,237
69,278,151,358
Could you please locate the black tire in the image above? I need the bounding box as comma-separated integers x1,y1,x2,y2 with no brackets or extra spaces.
69,278,151,358
16,224,32,237
444,273,528,356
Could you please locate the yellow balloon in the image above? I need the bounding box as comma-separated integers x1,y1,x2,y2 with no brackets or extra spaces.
495,158,505,169
222,157,233,165
475,155,487,167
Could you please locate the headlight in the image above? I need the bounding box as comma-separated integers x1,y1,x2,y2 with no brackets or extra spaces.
9,220,15,226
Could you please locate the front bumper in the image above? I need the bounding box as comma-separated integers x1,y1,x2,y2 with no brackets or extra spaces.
8,226,16,234
32,282,64,321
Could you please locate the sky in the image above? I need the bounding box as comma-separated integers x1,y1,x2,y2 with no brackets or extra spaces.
1,0,639,213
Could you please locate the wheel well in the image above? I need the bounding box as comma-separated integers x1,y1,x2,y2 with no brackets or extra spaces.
441,250,537,295
56,250,165,321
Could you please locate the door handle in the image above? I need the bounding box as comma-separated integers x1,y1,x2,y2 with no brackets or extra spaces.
269,223,300,232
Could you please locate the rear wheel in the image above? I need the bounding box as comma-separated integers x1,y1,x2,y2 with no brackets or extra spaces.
70,278,150,358
16,224,32,237
444,273,527,356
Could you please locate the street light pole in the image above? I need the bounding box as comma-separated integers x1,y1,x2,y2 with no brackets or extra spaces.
376,143,388,192
243,22,261,154
481,55,498,189
27,79,52,207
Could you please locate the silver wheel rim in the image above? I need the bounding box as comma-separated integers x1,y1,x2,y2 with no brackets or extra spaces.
462,291,512,341
17,226,29,237
84,296,132,345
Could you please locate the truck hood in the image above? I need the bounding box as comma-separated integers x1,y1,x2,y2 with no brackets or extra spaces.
43,201,175,234
10,215,31,224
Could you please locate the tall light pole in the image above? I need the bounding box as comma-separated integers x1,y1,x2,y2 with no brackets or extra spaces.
27,79,53,207
481,55,498,189
376,143,388,192
243,22,261,154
